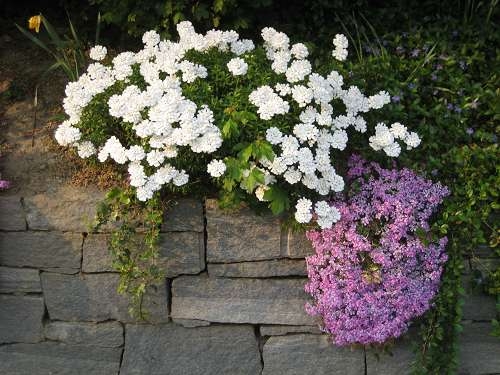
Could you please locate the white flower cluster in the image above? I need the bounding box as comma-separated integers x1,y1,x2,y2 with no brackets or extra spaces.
227,57,248,76
55,22,420,229
244,27,419,228
332,34,348,61
55,22,259,201
207,159,226,177
89,45,107,61
369,122,421,157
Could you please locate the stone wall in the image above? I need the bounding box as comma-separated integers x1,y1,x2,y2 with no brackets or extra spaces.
0,191,498,375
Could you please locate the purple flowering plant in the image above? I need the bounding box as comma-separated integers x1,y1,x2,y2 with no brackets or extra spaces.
305,155,449,346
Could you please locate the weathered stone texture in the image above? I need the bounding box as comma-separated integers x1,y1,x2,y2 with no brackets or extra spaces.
260,324,321,336
0,342,122,375
461,294,497,321
171,275,314,325
158,232,205,277
367,340,414,375
0,295,44,343
41,273,168,323
172,319,211,328
208,259,306,278
44,321,124,348
281,228,314,258
162,199,204,232
83,232,205,277
459,322,500,374
82,234,113,272
262,334,364,375
0,266,41,293
120,324,261,375
23,186,104,232
0,196,25,230
206,200,281,262
0,232,81,273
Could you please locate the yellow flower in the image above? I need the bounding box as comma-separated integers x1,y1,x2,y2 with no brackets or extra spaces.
28,15,42,33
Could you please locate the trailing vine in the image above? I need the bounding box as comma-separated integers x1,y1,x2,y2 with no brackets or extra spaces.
92,187,164,319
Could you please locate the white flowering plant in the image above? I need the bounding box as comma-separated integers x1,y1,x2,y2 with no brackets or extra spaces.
55,21,424,317
55,21,421,231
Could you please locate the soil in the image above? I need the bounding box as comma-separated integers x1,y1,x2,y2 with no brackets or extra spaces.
0,28,121,197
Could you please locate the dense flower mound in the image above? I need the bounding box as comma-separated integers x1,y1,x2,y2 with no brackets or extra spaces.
54,21,421,227
305,155,449,345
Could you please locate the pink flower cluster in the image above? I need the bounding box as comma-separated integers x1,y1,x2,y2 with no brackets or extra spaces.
305,155,449,345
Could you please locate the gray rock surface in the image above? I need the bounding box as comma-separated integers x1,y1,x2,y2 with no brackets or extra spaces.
0,232,81,273
44,321,124,347
41,272,168,323
82,233,113,272
82,232,205,277
208,259,307,278
120,324,261,375
281,228,314,258
171,275,314,325
0,196,25,230
0,266,41,293
158,232,205,277
461,294,497,321
206,200,281,262
0,295,44,343
162,199,204,232
172,319,211,328
260,325,321,336
0,342,122,375
459,322,500,374
367,339,414,375
262,334,364,375
23,186,104,232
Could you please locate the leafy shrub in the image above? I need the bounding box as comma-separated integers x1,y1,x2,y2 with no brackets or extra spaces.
53,21,425,317
55,22,421,227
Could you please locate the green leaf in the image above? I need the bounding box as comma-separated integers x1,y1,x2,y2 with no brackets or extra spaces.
241,168,264,193
222,118,239,139
263,186,290,215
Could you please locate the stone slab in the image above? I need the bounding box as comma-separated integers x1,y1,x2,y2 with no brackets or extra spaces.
44,321,124,348
120,324,261,375
260,325,322,336
82,234,113,272
0,266,41,293
83,232,205,277
162,199,204,232
41,272,168,323
208,259,306,278
0,232,81,274
23,186,104,232
206,199,281,262
459,322,500,374
367,339,414,375
0,342,122,375
0,196,25,230
0,295,44,343
158,232,205,277
172,319,211,328
281,228,314,258
461,294,497,321
171,275,314,325
262,334,364,375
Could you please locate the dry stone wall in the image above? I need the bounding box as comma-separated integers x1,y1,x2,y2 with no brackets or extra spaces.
0,191,498,375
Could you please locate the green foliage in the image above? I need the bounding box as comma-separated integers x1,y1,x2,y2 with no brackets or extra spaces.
88,0,273,39
15,13,100,82
92,187,164,319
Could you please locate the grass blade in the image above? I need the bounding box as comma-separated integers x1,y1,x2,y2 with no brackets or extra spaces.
40,15,63,48
15,23,52,55
95,11,102,45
